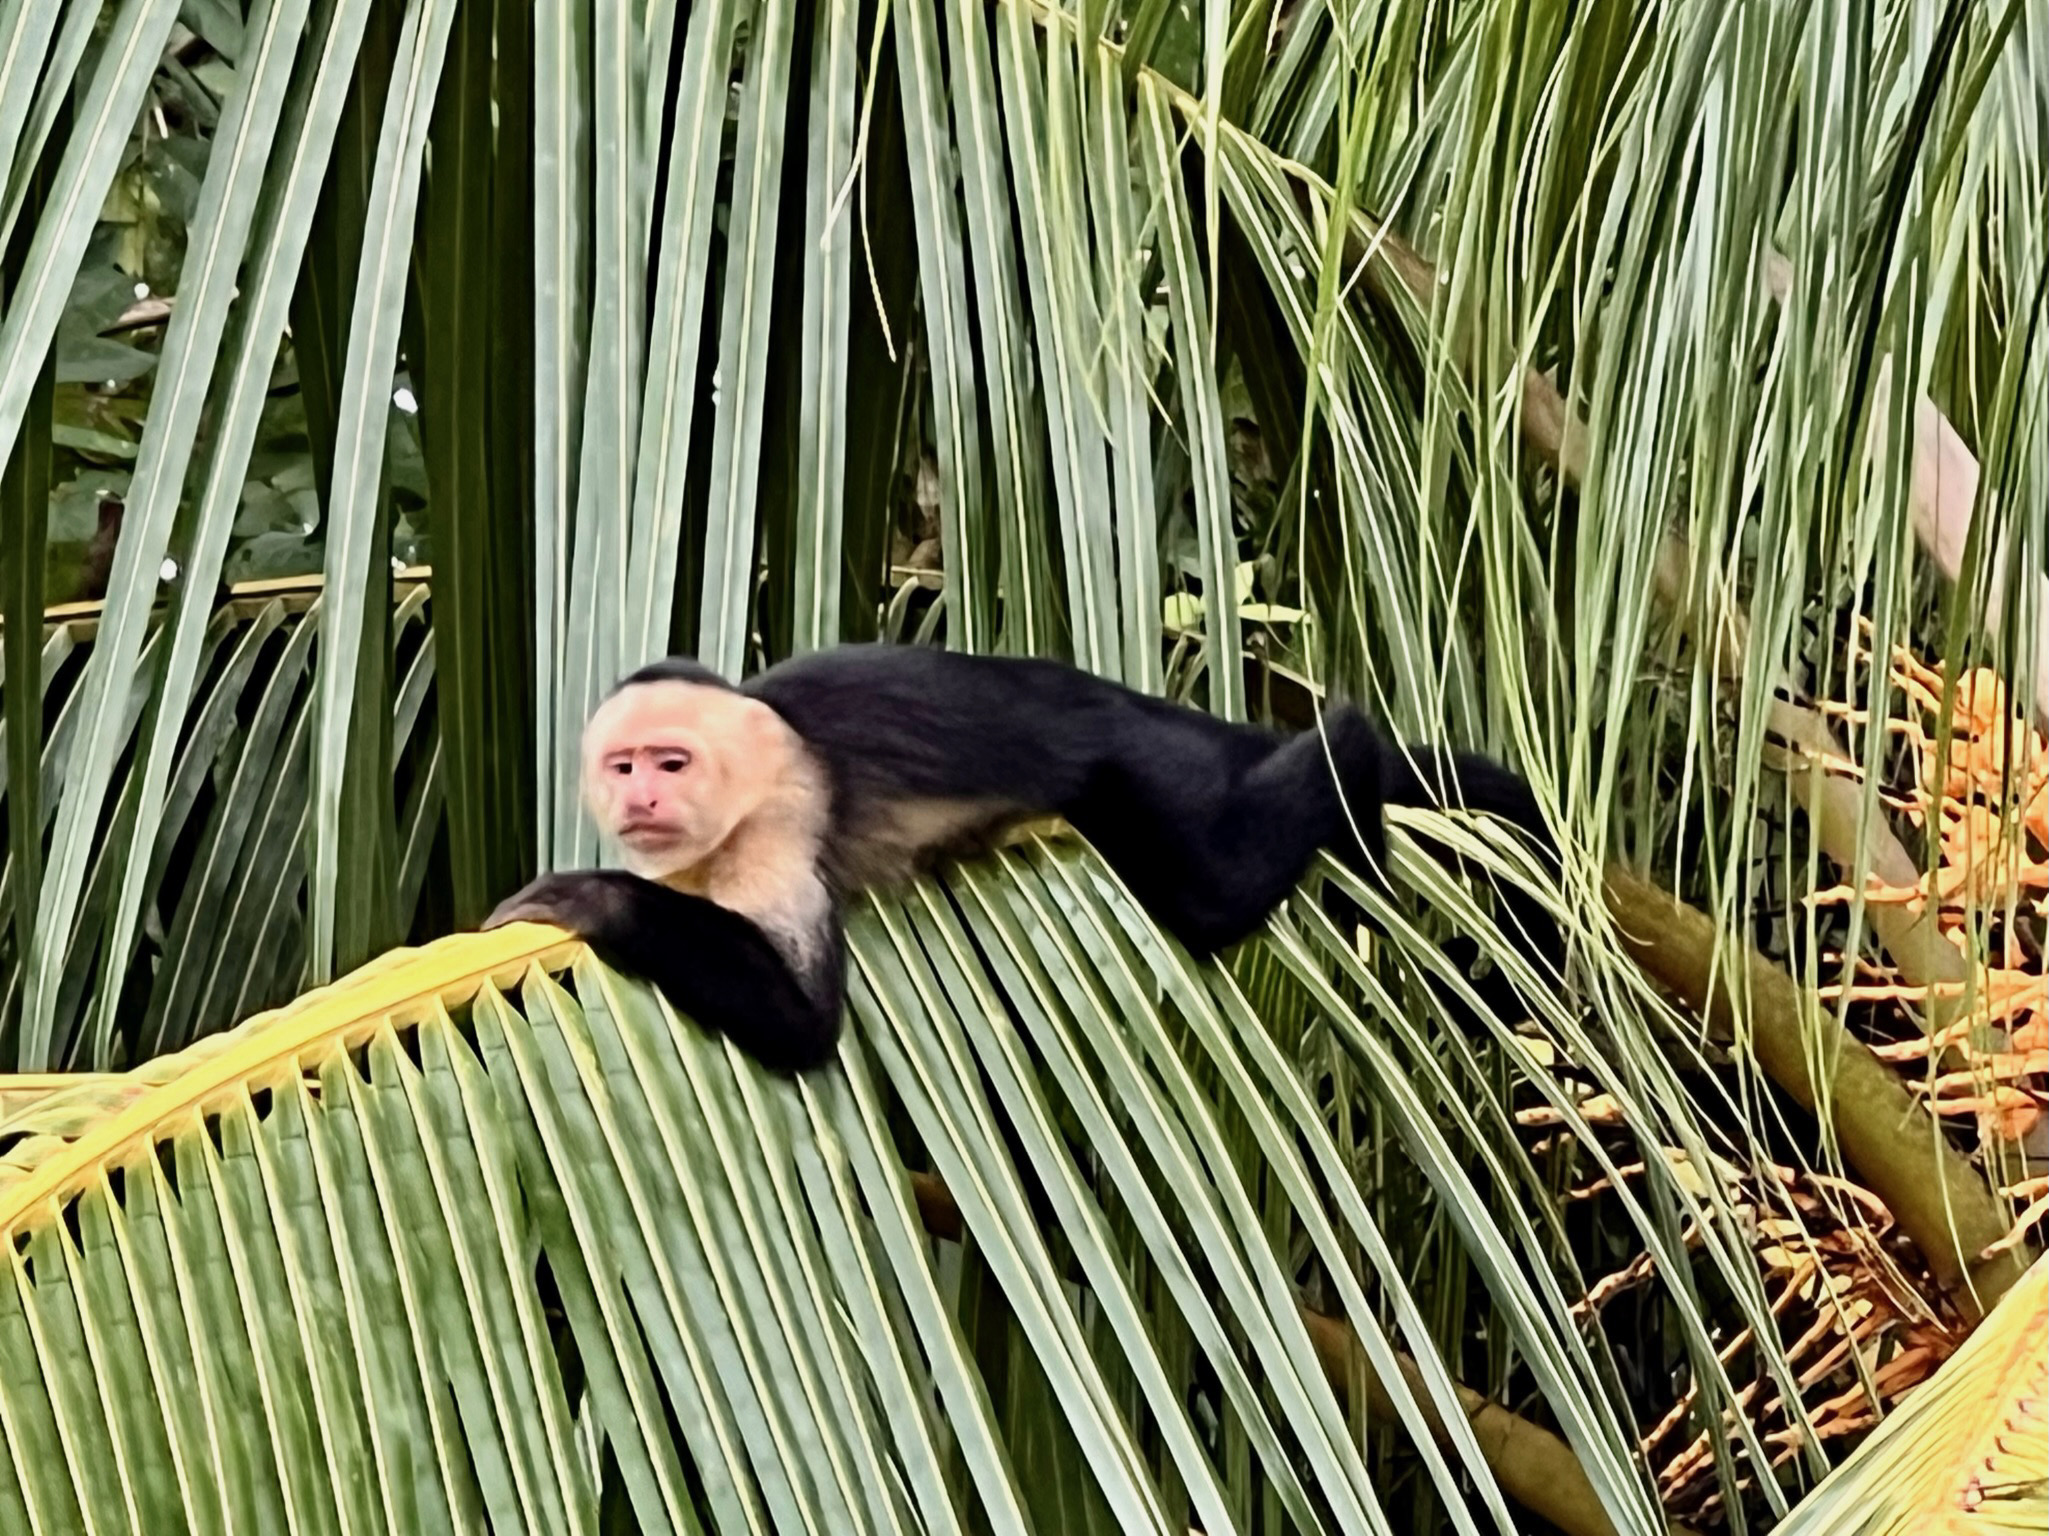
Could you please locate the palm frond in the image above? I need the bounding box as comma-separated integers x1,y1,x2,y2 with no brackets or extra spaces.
0,845,1672,1535
1772,1254,2047,1536
3,581,442,1069
0,0,2044,1524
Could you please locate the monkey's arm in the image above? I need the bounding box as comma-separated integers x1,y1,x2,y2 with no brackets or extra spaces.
484,870,844,1074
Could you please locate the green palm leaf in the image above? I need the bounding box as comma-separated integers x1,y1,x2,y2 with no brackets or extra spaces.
0,841,1666,1535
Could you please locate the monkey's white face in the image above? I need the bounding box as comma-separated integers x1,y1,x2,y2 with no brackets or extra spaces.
582,681,781,881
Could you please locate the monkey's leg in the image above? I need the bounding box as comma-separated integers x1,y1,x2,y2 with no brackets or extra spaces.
1183,707,1393,945
1374,741,1564,984
1068,707,1385,954
486,871,845,1073
1231,722,1567,1039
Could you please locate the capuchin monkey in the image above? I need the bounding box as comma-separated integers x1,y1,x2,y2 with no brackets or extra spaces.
484,645,1563,1073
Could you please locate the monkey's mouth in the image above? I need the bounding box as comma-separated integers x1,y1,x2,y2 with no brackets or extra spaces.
618,821,685,847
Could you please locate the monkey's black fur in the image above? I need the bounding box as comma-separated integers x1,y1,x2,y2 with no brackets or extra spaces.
490,644,1563,1073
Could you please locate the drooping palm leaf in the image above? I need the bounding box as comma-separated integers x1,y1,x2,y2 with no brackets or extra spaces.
0,842,1672,1535
2,581,443,1068
0,0,186,1062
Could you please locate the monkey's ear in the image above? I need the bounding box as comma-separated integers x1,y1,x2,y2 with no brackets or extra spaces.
578,744,610,823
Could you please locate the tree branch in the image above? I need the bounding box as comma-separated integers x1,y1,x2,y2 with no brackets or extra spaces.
1601,865,2035,1319
1331,204,2040,1297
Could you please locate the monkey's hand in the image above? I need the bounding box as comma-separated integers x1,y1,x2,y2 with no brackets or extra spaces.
481,868,845,1075
483,869,637,936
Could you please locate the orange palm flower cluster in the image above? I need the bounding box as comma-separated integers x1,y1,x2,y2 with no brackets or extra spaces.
1813,643,2046,1146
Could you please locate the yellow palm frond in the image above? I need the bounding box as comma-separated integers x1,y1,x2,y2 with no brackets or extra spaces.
1774,1253,2047,1535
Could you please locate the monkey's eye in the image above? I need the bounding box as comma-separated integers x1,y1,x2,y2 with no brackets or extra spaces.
657,752,692,772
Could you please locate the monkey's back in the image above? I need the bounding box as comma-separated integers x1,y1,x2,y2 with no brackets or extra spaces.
743,643,1296,891
745,645,1113,805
